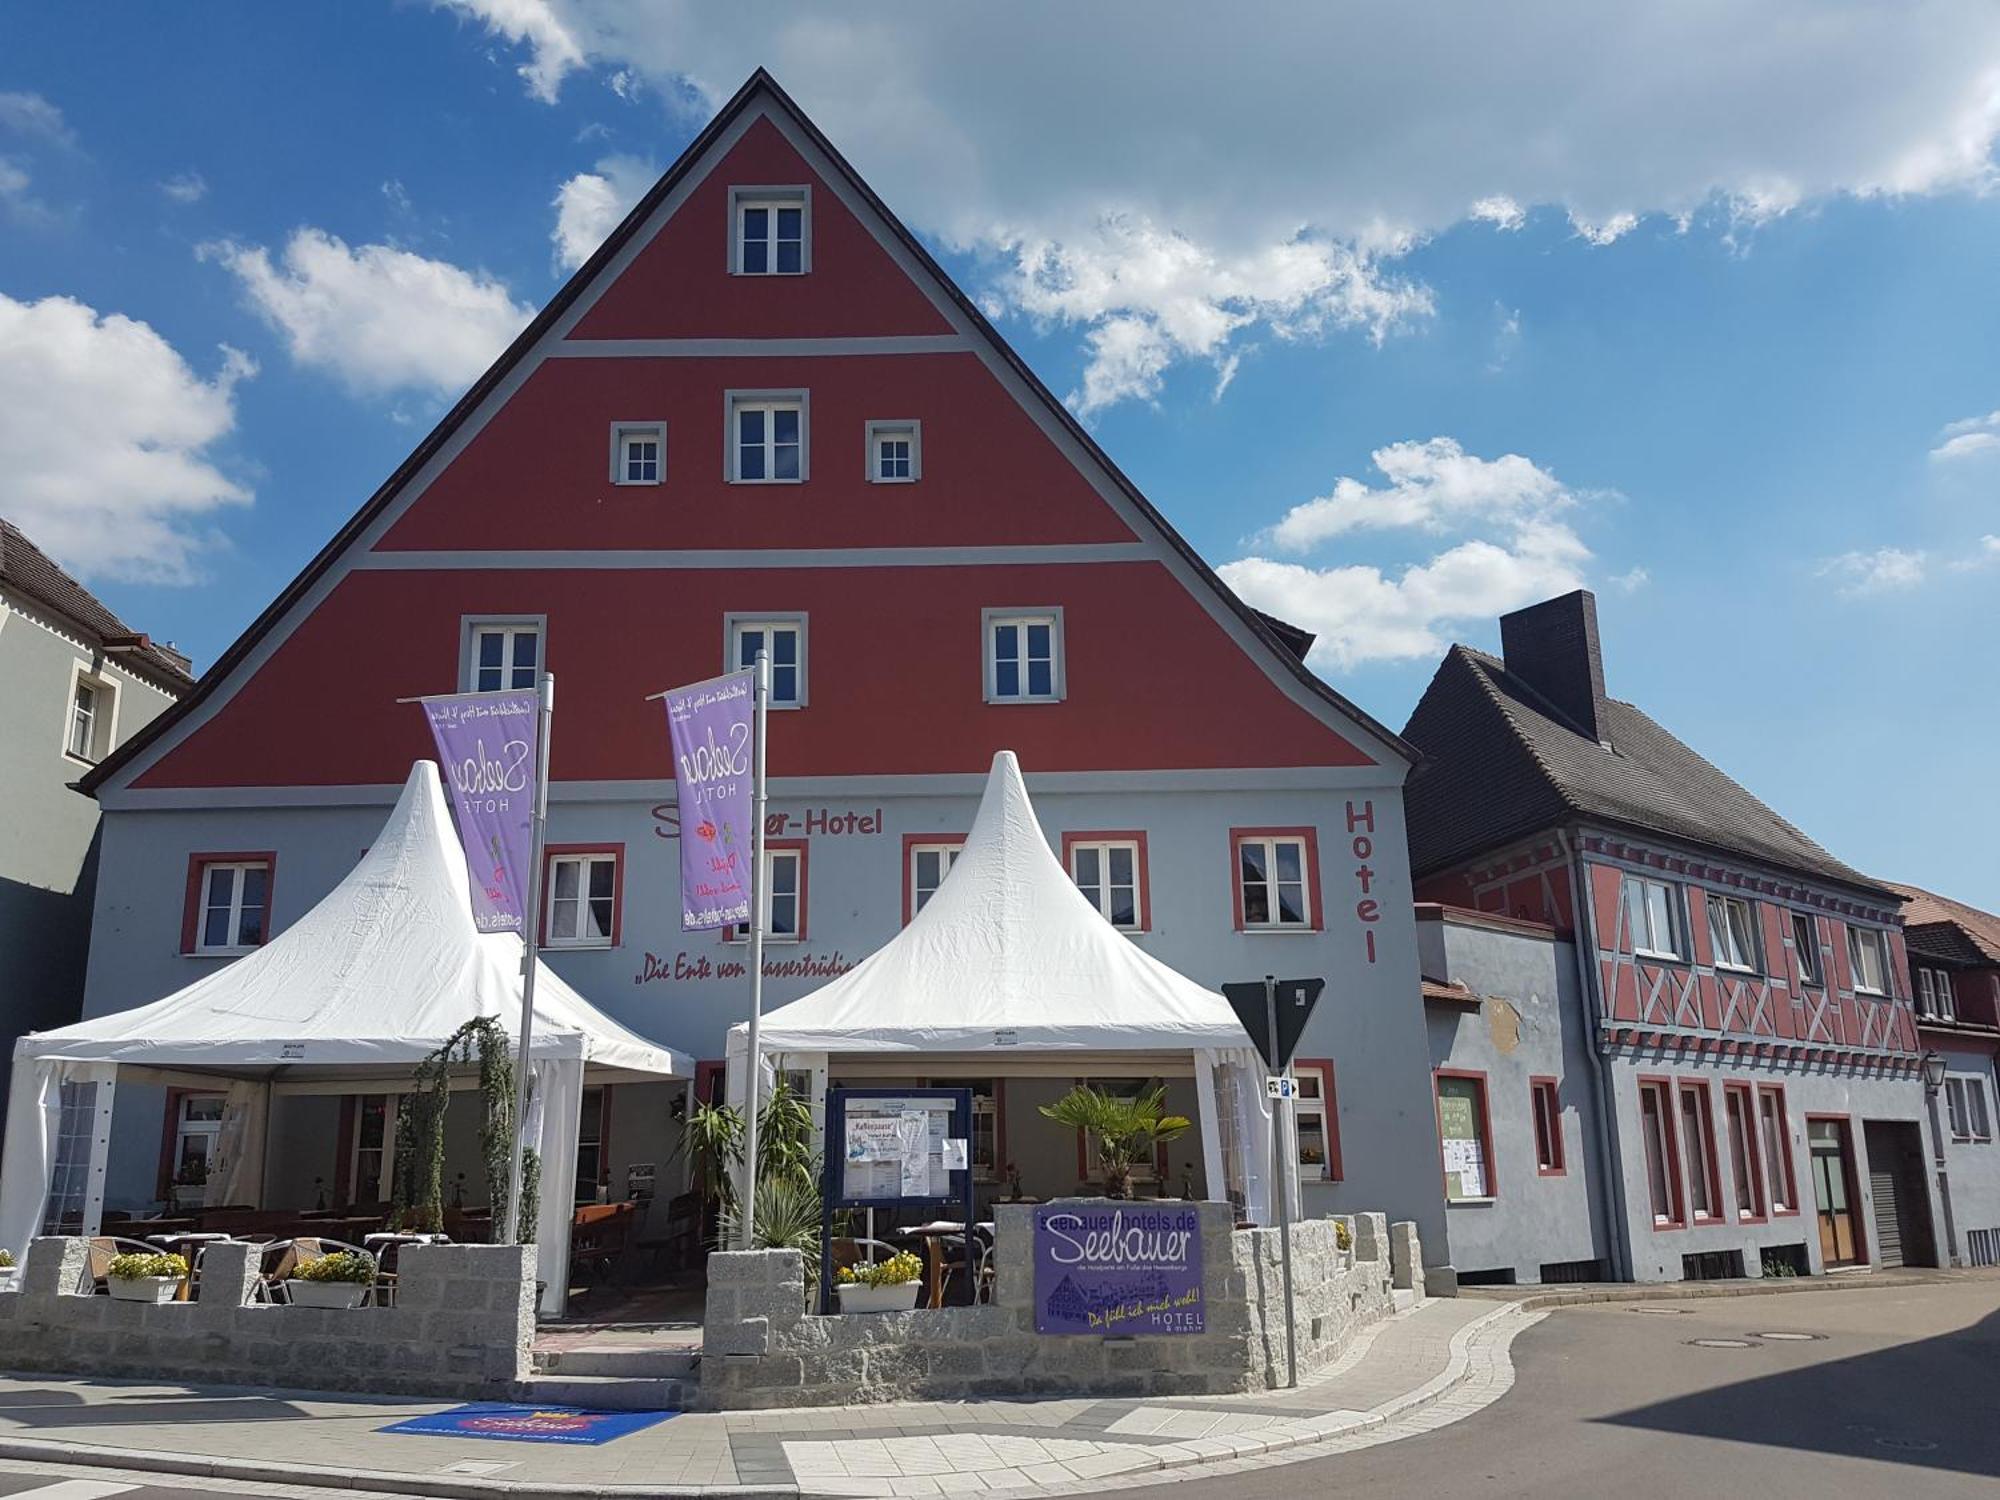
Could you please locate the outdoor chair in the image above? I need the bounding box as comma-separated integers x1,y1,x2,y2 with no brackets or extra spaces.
830,1236,901,1273
569,1201,636,1289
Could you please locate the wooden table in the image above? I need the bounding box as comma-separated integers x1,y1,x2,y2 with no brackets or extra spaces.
896,1222,993,1309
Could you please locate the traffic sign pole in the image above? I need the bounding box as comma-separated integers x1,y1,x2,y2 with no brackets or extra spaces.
1264,974,1297,1388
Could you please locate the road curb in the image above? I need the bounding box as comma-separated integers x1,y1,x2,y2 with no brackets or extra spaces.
0,1306,1539,1499
1465,1267,1996,1312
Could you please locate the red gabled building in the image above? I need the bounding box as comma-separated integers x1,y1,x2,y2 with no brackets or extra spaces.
73,73,1446,1255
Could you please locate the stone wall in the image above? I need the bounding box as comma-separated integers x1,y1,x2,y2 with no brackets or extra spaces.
0,1238,533,1399
701,1201,1412,1410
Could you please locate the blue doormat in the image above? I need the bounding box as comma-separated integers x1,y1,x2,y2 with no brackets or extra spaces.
380,1403,678,1445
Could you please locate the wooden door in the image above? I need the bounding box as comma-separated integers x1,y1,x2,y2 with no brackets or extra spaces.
1809,1118,1861,1267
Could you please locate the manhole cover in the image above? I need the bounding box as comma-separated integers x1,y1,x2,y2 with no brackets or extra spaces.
1630,1306,1693,1315
1753,1331,1823,1341
1686,1337,1757,1348
1874,1437,1939,1452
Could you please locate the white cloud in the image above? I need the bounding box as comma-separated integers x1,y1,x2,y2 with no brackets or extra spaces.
432,2,2000,410
1951,534,2000,571
158,170,208,205
1263,438,1569,552
1818,546,1927,597
0,91,75,148
0,292,253,584
1221,522,1591,670
1219,436,1597,667
1469,196,1526,231
203,228,534,398
1932,409,2000,460
1609,566,1650,592
551,154,655,271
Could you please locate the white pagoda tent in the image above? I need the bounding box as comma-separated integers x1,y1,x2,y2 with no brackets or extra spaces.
0,761,691,1310
729,751,1281,1221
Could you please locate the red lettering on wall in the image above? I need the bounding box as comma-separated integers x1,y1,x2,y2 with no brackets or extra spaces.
1346,800,1382,964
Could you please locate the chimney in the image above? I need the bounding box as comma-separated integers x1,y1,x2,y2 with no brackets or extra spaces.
1499,590,1608,744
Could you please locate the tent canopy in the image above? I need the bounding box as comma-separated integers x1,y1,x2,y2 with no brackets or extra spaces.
738,750,1249,1055
19,761,691,1080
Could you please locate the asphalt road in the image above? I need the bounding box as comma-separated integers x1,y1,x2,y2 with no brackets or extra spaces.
1130,1279,2000,1499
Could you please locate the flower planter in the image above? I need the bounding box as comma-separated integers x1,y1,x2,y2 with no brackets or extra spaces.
836,1280,921,1314
285,1279,370,1309
109,1275,181,1303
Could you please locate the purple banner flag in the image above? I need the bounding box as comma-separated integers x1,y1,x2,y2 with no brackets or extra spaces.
1033,1205,1204,1335
663,670,756,931
422,691,539,933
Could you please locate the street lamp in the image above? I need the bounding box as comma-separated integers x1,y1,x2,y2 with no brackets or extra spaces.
1922,1051,1948,1093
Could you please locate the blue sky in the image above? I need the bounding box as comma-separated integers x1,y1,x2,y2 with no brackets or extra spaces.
3,3,1996,905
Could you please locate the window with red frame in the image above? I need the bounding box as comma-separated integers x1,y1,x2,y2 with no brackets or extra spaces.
1638,1080,1684,1228
183,854,274,956
543,847,621,948
1758,1087,1798,1213
1232,828,1320,931
1434,1071,1493,1200
1723,1084,1766,1220
1292,1060,1342,1182
1530,1078,1564,1175
1678,1082,1724,1222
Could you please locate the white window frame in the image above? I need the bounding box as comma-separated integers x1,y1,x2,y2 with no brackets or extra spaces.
1237,833,1314,931
1916,966,1957,1022
350,1093,398,1205
1622,875,1684,960
172,1092,226,1194
865,419,922,484
195,860,270,956
724,614,808,709
1846,925,1890,995
460,616,546,694
725,390,809,484
608,421,666,486
1706,893,1760,972
1292,1064,1336,1182
1790,910,1822,985
1946,1077,1971,1140
1678,1083,1721,1222
725,845,804,945
545,851,618,949
907,841,963,922
61,661,120,766
728,185,811,276
1970,1078,1994,1142
983,607,1065,704
1069,838,1144,932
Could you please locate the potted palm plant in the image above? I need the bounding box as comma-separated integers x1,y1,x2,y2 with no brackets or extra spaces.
285,1249,377,1309
107,1251,187,1303
835,1250,924,1313
1039,1084,1192,1199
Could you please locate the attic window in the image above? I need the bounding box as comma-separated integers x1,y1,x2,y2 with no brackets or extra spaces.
730,186,810,275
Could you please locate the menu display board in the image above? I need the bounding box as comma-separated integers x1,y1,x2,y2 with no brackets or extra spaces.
838,1094,956,1202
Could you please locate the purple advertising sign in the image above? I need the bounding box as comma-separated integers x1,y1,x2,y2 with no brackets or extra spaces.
1032,1205,1204,1335
421,690,539,933
662,670,756,931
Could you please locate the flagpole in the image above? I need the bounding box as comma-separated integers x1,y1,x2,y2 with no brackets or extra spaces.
504,669,554,1246
739,649,770,1248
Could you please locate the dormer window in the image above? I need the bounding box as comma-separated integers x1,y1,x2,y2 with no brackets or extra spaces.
610,422,665,485
730,187,809,275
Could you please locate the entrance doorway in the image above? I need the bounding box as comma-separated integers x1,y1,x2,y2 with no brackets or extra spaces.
1808,1116,1864,1268
1862,1119,1937,1268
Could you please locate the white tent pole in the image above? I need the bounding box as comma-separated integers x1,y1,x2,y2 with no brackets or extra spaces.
503,669,555,1244
739,648,770,1249
1193,1050,1225,1205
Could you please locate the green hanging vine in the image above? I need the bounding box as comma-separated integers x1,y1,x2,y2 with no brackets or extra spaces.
391,1017,539,1242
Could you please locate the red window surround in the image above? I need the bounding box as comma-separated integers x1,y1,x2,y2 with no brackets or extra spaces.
179,851,277,956
1228,826,1325,932
1432,1066,1496,1200
1530,1076,1565,1176
1294,1057,1344,1182
539,843,625,947
1677,1079,1726,1225
1759,1084,1800,1216
1060,829,1152,931
1722,1082,1767,1224
1638,1075,1686,1230
900,832,965,925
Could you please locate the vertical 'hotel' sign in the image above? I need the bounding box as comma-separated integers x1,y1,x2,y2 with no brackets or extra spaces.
662,670,756,930
421,690,539,932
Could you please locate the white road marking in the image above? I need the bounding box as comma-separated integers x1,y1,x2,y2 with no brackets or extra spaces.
5,1482,139,1500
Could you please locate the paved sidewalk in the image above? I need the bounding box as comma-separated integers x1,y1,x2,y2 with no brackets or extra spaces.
0,1298,1538,1499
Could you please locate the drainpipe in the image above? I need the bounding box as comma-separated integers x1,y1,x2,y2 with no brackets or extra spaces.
1558,829,1632,1282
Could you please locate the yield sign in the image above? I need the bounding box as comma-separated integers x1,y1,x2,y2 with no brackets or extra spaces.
1221,977,1326,1071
